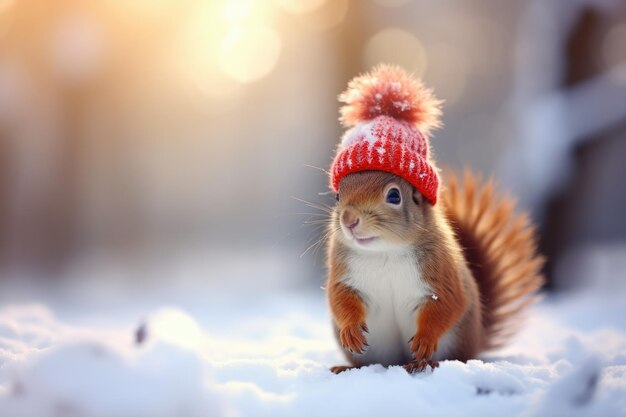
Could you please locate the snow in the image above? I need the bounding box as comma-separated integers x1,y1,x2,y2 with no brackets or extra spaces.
1,286,625,417
393,100,411,111
340,120,380,148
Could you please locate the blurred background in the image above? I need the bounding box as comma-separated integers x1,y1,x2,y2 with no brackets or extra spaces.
0,0,625,304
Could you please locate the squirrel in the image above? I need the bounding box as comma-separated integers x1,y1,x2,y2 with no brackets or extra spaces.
324,65,544,374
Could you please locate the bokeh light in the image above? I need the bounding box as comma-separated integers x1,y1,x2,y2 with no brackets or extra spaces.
49,11,107,83
363,28,427,77
221,0,258,24
176,2,228,98
273,0,327,15
303,0,348,31
218,24,282,83
176,0,281,94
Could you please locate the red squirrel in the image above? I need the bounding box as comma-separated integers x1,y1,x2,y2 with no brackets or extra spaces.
325,65,544,374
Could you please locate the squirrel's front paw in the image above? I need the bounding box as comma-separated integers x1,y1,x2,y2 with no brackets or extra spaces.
339,323,368,354
404,358,439,374
409,333,437,360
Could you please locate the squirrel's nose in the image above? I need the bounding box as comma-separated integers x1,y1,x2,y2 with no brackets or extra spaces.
341,210,360,230
347,218,359,229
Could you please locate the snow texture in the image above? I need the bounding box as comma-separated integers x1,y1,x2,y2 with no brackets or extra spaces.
0,290,625,417
340,120,380,148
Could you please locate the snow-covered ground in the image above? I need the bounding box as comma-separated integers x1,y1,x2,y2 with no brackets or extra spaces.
1,278,625,417
1,247,626,417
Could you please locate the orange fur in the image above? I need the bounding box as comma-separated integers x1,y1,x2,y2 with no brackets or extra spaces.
327,240,368,354
409,207,471,360
442,171,545,351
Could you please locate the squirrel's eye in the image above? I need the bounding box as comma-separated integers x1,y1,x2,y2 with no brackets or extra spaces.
385,188,401,205
335,193,340,202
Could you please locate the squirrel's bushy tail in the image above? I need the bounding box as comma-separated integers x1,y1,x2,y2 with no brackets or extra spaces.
442,171,545,351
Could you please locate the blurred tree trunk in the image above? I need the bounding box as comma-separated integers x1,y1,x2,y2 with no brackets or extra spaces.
541,6,626,290
0,128,11,267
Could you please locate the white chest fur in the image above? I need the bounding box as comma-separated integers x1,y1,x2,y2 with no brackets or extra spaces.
342,249,432,366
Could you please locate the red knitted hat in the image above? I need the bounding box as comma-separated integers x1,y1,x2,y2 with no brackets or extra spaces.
330,65,443,205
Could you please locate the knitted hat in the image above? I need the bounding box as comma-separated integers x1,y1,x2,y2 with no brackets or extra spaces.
330,64,443,205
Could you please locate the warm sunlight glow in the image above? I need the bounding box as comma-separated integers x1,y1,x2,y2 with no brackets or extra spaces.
305,0,348,31
363,28,427,78
0,0,14,38
221,0,257,24
273,0,327,15
107,0,178,19
178,0,281,92
49,11,106,83
218,24,281,83
179,18,242,99
0,0,14,13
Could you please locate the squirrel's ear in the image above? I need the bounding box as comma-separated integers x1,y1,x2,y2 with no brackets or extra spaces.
412,188,424,206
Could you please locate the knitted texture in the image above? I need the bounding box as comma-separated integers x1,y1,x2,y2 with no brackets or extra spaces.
330,65,442,205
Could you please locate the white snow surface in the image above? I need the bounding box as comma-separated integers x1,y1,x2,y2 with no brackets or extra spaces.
0,287,625,417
